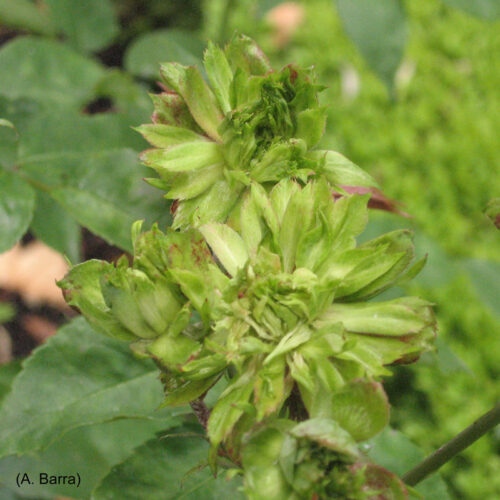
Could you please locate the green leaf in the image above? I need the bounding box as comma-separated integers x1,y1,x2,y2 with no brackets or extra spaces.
125,29,205,79
136,124,208,148
173,179,243,229
290,418,360,458
442,0,500,20
16,109,169,249
208,373,255,447
323,297,433,336
336,0,408,90
59,260,136,341
461,258,500,320
368,428,451,500
141,142,223,173
0,118,18,167
279,183,315,272
225,34,272,76
92,429,245,500
44,0,118,53
30,190,81,263
310,150,378,188
160,63,224,141
0,37,105,107
0,0,56,35
326,381,389,442
199,223,248,276
51,187,136,252
0,359,21,405
0,169,35,253
204,41,233,114
0,417,177,500
295,108,327,149
361,215,460,288
0,318,177,458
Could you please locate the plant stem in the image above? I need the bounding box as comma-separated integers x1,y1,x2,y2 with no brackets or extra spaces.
402,401,500,486
190,398,211,430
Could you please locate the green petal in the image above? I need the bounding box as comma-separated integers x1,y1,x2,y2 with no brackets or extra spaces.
311,149,379,188
225,33,272,76
160,62,223,141
58,260,135,341
135,123,208,148
320,297,435,337
141,141,223,174
166,163,223,200
200,222,249,276
204,41,233,114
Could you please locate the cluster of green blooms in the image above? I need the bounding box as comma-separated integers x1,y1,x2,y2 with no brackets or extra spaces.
59,35,436,499
136,34,375,229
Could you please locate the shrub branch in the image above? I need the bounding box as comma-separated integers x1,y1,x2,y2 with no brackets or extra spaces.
403,401,500,486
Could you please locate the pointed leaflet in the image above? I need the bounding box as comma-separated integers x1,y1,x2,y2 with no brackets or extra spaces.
207,371,255,447
290,418,360,458
310,150,378,188
141,142,223,174
150,92,202,130
59,259,136,341
279,183,315,272
343,229,416,300
0,318,176,457
321,297,434,336
240,191,263,256
224,34,272,76
172,179,243,229
295,108,326,149
135,124,208,148
323,193,369,257
325,380,389,442
160,62,223,141
166,163,223,200
204,41,233,114
200,223,249,276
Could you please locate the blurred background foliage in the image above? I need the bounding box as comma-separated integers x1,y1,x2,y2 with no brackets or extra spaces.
0,0,499,499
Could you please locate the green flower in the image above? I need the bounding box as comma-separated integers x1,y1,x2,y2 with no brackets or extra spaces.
195,179,434,449
137,34,376,228
241,418,409,500
59,181,435,453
